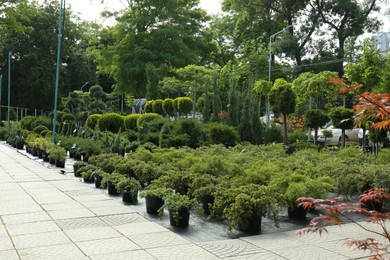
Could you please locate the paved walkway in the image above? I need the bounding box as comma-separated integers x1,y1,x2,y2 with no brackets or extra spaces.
0,143,386,259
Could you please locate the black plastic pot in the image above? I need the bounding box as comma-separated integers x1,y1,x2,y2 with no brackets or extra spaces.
145,195,164,215
169,207,190,227
107,181,119,196
239,211,262,234
201,195,215,215
361,199,383,212
122,190,138,204
94,175,103,188
288,205,308,220
55,160,65,168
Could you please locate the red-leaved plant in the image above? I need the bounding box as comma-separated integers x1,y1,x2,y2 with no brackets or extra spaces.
296,188,390,259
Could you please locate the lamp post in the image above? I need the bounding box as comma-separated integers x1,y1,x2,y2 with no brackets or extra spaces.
52,0,64,144
8,51,11,129
0,74,2,125
267,24,294,127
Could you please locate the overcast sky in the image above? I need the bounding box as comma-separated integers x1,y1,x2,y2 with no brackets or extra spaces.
66,0,223,23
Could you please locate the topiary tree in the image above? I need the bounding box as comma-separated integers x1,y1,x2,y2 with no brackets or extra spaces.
152,99,164,115
97,113,125,133
89,85,107,101
144,100,153,113
177,97,193,117
162,98,175,119
268,79,296,145
173,98,180,116
137,113,164,129
328,106,355,147
124,114,142,131
86,114,102,130
305,109,329,144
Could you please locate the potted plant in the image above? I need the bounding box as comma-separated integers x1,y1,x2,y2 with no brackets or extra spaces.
269,173,333,220
116,177,142,204
211,184,285,234
93,169,106,188
189,174,217,215
140,186,173,214
47,145,67,168
360,188,389,212
101,172,127,196
73,161,88,177
78,165,99,183
159,193,193,228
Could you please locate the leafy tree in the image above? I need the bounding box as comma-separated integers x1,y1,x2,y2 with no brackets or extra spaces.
268,79,296,145
315,0,381,77
152,99,164,116
177,97,193,117
96,0,213,97
328,106,355,147
305,109,329,144
162,98,175,119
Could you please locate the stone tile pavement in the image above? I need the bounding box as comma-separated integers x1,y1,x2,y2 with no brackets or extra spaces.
0,142,386,259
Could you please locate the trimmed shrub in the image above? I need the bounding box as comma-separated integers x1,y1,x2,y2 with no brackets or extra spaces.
163,98,175,117
152,99,164,115
97,113,125,133
137,113,164,128
32,125,49,136
177,97,193,115
62,113,75,122
86,114,102,129
206,122,239,146
124,114,142,131
171,119,203,148
144,100,153,113
173,98,179,113
20,116,51,131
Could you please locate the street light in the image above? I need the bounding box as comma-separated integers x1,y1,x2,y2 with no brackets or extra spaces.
52,0,64,144
267,24,294,127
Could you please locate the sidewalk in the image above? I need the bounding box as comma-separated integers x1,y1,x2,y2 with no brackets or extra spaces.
0,143,383,259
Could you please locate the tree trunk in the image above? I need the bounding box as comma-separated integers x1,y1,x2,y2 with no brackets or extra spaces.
283,113,288,145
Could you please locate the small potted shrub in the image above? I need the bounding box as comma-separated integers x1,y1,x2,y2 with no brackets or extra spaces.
101,172,127,196
189,174,217,215
73,161,88,177
93,169,106,188
116,177,142,204
211,184,285,234
79,165,99,183
140,187,173,214
159,193,193,228
360,188,389,212
47,145,67,168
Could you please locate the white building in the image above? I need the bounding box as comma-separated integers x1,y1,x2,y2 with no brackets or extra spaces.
373,32,390,53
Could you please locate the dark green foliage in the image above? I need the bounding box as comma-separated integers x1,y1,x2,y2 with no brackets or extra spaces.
305,109,329,144
152,99,164,115
144,101,153,113
206,122,239,146
61,113,75,122
20,116,51,131
328,107,355,129
32,125,49,135
97,113,125,133
136,113,164,129
171,119,203,148
162,98,175,117
124,114,142,131
86,114,102,129
177,97,193,116
264,123,283,144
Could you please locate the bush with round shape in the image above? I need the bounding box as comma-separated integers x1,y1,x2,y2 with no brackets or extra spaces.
177,97,193,115
32,125,49,136
124,114,142,131
162,98,175,117
152,99,164,115
97,113,125,133
136,113,163,129
144,100,153,113
206,122,239,146
86,114,102,129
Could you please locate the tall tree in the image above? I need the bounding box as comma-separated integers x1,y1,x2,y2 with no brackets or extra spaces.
96,0,214,97
315,0,381,77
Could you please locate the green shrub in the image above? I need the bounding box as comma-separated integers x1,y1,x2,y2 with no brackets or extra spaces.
124,114,142,131
61,113,75,122
206,122,239,146
97,113,125,133
288,131,307,143
177,97,193,115
152,99,164,115
162,98,175,117
264,123,283,144
144,100,153,113
86,114,102,129
171,119,203,148
32,125,49,136
136,113,163,128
